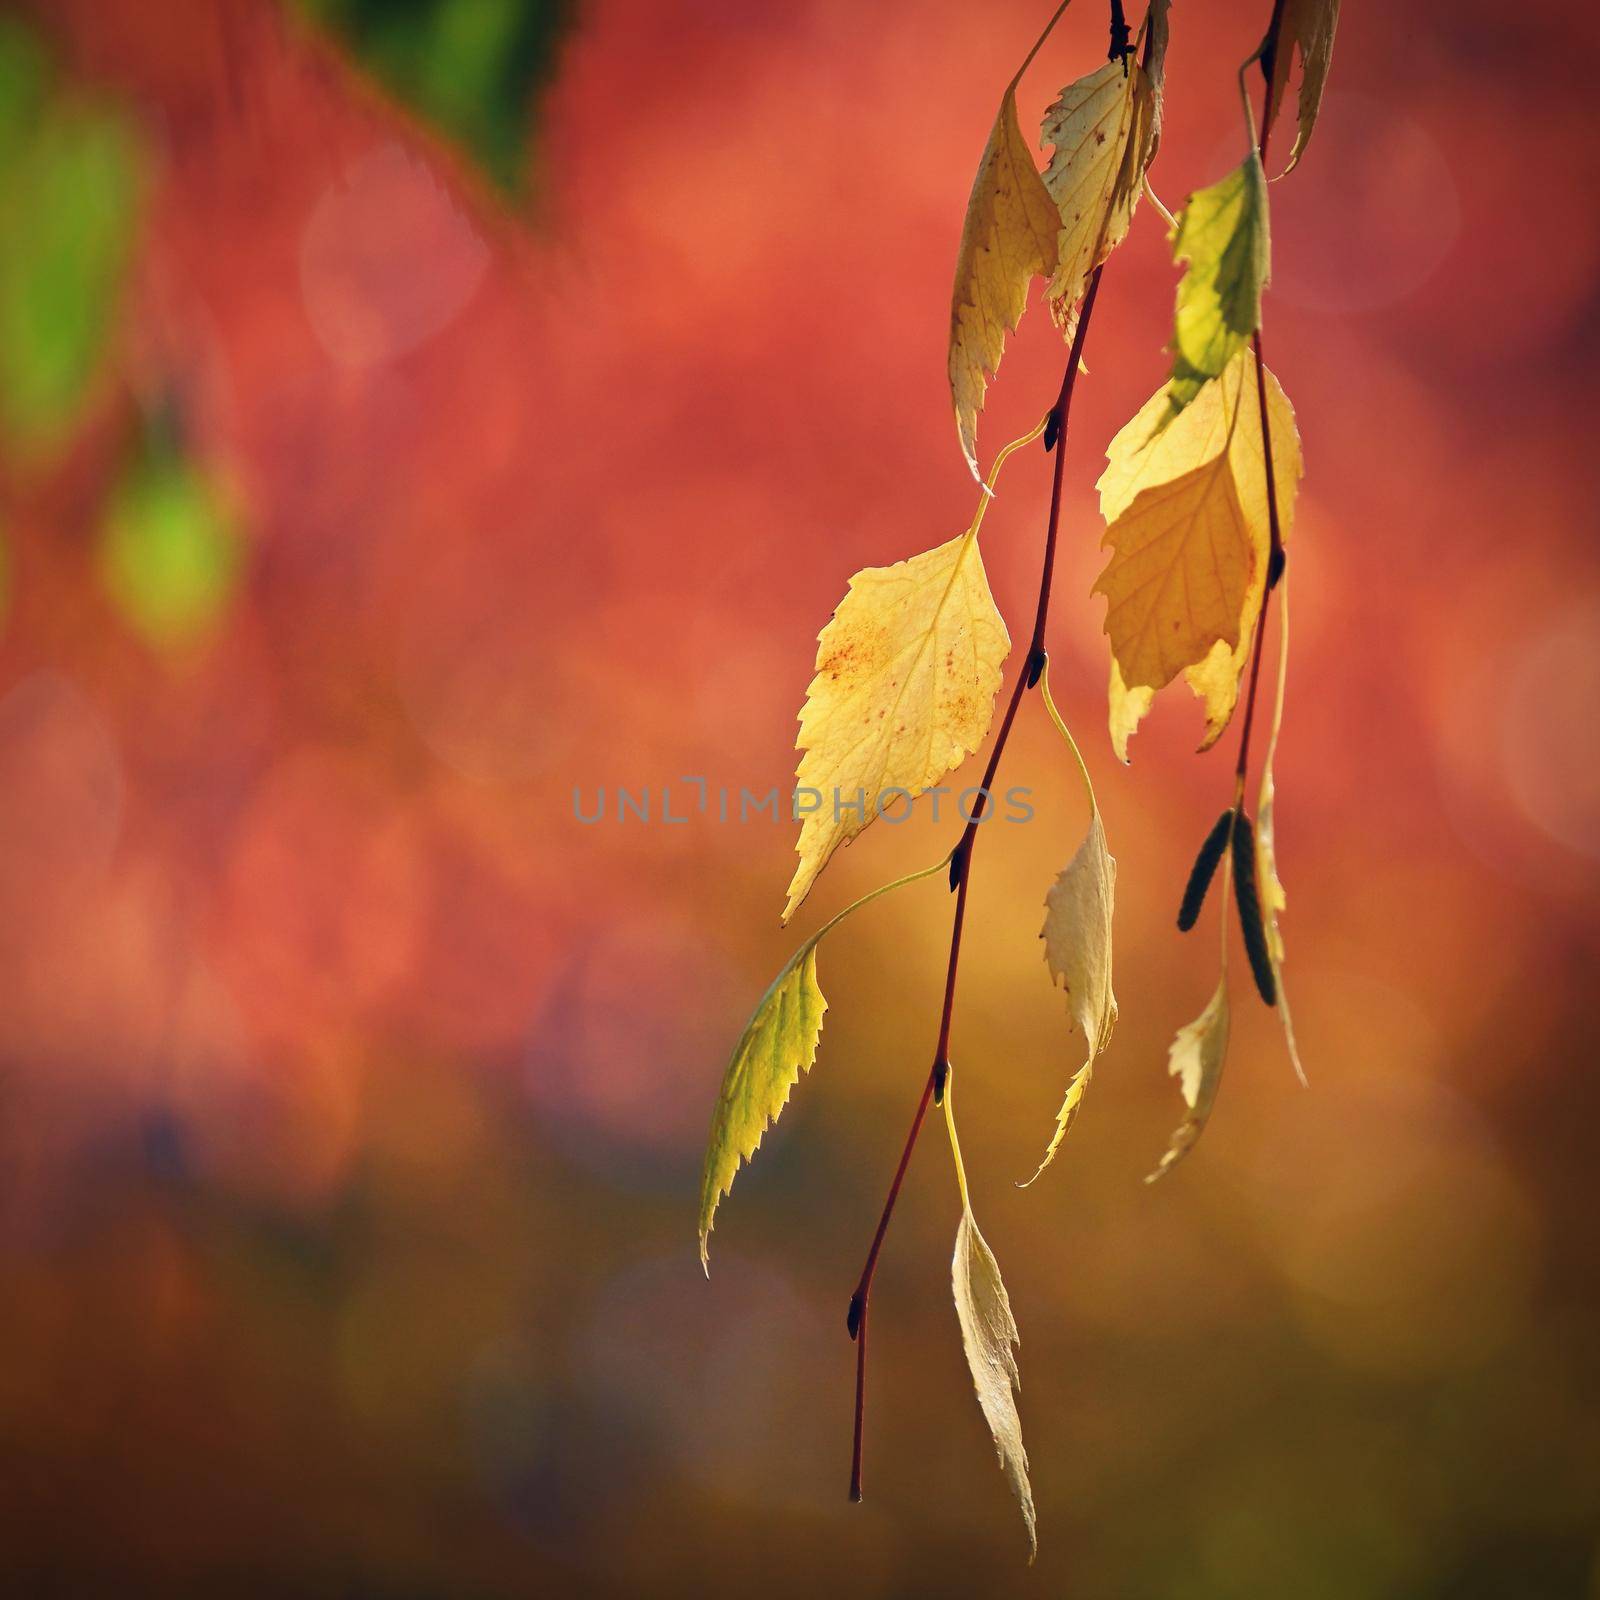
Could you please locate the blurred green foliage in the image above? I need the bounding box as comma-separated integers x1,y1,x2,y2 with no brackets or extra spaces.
0,14,143,457
297,0,577,194
98,412,241,649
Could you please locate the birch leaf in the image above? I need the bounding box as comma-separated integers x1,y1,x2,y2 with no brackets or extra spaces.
953,1206,1037,1561
1256,586,1307,1083
1261,0,1341,175
1040,54,1157,336
949,88,1061,478
1147,977,1230,1181
1026,810,1117,1183
698,943,825,1272
1166,153,1269,417
784,528,1008,922
1096,349,1302,756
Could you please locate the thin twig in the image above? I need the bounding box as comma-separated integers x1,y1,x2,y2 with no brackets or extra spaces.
846,267,1105,1502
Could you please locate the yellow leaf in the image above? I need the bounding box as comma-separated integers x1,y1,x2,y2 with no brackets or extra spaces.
952,1209,1036,1560
1166,153,1270,417
948,87,1061,478
1095,349,1302,756
1256,582,1306,1084
1023,661,1116,1182
1106,656,1154,764
1039,53,1157,336
784,520,1009,923
698,943,825,1272
1262,0,1341,175
943,1075,1035,1557
1147,977,1230,1181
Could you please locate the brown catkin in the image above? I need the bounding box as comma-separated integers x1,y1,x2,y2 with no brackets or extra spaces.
1178,809,1234,932
1231,812,1278,1006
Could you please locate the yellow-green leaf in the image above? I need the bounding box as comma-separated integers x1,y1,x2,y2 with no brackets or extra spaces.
1039,53,1157,336
1147,977,1229,1181
1261,0,1341,176
1166,153,1269,417
784,525,1009,923
1096,349,1302,758
698,943,826,1272
701,856,947,1271
949,87,1061,478
952,1207,1036,1560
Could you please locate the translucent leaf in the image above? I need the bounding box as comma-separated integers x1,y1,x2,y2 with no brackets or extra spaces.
698,943,826,1273
948,88,1061,478
1095,349,1302,757
1165,154,1269,418
782,430,1043,922
1040,53,1157,336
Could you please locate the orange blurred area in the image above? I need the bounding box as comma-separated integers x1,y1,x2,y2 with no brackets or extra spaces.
1,0,1598,1593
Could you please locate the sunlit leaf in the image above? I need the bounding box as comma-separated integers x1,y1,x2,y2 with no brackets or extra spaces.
297,0,576,195
783,422,1045,922
948,87,1061,478
1165,153,1269,418
1096,348,1302,758
1147,976,1229,1181
698,943,826,1273
1040,50,1158,338
1261,0,1341,175
701,857,946,1271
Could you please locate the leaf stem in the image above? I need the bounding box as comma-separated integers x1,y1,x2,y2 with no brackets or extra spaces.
847,264,1105,1504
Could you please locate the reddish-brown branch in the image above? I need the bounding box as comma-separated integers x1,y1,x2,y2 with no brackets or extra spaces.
846,266,1105,1502
1232,11,1288,800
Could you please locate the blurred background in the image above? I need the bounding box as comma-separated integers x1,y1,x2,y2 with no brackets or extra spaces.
0,0,1596,1592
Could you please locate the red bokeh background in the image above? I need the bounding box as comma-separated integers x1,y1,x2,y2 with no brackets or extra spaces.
2,0,1598,1592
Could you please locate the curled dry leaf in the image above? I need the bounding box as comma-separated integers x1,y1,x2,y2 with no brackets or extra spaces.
1261,0,1341,175
698,943,826,1272
1096,348,1302,760
948,88,1061,478
953,1205,1037,1561
1147,976,1230,1181
1026,810,1117,1183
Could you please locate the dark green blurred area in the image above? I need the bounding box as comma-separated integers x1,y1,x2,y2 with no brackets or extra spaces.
296,0,577,192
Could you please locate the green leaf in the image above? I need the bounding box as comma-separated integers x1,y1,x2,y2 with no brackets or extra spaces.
1165,153,1269,418
296,0,576,195
0,17,143,455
